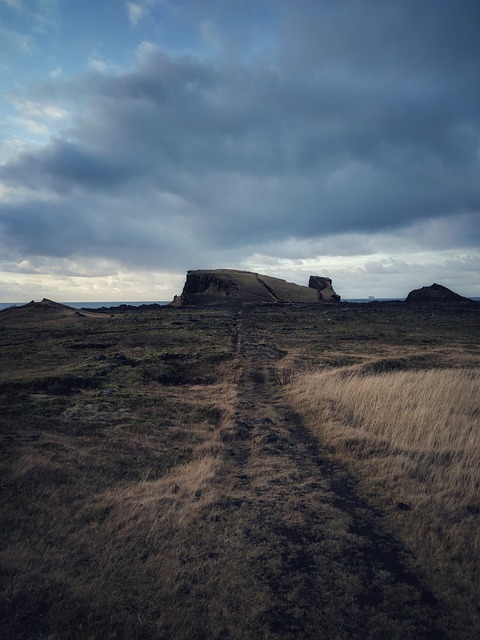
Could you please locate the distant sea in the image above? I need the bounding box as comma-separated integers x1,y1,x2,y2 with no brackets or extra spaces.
0,301,171,311
0,298,393,310
1,297,478,311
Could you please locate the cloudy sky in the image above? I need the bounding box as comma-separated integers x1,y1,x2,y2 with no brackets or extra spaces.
1,0,479,301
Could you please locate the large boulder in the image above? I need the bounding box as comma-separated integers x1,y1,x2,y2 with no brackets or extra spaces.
172,269,340,306
405,283,472,303
308,276,341,302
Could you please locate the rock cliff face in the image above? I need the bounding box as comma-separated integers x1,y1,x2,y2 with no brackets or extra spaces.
172,269,340,306
405,283,472,303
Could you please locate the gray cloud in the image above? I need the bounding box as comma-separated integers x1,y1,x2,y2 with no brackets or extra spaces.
1,0,479,276
2,139,138,193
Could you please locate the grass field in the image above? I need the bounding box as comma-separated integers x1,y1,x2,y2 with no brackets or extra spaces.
288,366,480,635
0,299,479,638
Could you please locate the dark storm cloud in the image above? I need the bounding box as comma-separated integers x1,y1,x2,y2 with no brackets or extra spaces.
2,139,138,193
1,0,480,270
0,199,91,257
0,193,200,269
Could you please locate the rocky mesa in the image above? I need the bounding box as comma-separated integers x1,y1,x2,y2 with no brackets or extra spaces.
172,269,340,306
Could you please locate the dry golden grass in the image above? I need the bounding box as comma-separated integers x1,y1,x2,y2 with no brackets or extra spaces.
0,305,248,639
288,365,480,634
0,378,242,639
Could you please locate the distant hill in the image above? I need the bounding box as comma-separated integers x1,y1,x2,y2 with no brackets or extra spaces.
405,283,473,303
0,298,73,316
171,269,341,306
0,298,95,325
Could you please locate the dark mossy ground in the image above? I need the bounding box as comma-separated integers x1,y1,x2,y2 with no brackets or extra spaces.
1,300,479,639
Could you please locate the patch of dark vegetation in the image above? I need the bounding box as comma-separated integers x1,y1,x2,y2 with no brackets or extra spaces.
0,375,101,397
143,352,232,386
0,585,150,640
249,369,265,384
66,342,113,350
151,366,217,386
360,354,441,374
322,355,363,367
39,375,101,395
160,352,191,360
85,303,165,313
194,406,223,426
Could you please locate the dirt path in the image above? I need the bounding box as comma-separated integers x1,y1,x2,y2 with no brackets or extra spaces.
206,306,445,639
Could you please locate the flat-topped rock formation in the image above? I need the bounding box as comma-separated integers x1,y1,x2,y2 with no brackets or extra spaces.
405,283,472,303
172,269,340,306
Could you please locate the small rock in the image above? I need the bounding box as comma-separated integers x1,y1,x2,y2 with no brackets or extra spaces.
101,386,118,397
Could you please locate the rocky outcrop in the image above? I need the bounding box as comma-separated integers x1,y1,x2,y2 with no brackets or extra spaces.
172,269,341,306
405,283,472,303
308,276,341,302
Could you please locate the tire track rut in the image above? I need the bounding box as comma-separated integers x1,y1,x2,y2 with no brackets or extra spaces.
216,305,445,639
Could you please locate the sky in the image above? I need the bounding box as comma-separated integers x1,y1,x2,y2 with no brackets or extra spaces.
0,0,479,302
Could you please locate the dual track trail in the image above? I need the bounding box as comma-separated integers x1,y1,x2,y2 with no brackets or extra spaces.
206,305,445,639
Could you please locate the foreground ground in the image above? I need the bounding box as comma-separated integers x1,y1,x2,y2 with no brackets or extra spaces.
0,300,479,639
